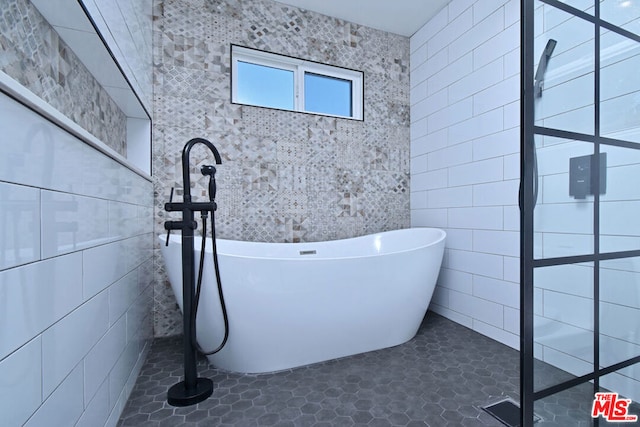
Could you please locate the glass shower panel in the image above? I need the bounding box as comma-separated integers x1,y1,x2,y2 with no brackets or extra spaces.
558,0,595,14
600,145,640,252
534,383,595,424
600,257,640,374
601,0,640,36
600,258,640,371
600,372,640,418
533,263,594,392
600,29,640,143
524,1,640,426
535,1,595,135
534,136,594,259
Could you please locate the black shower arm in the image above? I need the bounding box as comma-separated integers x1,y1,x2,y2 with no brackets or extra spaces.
534,39,557,98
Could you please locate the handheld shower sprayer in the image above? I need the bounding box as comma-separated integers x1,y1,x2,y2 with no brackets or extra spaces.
200,164,217,202
534,39,557,99
532,39,557,208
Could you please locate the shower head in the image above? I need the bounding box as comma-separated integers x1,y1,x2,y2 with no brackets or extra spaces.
534,39,557,98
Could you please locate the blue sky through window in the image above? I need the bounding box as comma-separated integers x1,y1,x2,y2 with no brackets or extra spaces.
236,61,294,110
304,72,352,117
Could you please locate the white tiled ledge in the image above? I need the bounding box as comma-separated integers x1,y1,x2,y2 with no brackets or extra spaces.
0,71,151,181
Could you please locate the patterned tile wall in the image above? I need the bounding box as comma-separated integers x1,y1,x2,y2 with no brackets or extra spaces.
0,0,127,156
153,0,410,336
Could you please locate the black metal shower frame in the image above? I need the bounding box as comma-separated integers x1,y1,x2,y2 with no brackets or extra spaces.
520,0,640,425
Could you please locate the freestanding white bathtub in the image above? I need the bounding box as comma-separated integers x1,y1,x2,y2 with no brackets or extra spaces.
160,227,446,374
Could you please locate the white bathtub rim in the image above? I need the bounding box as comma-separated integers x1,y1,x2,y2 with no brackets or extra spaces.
159,227,446,261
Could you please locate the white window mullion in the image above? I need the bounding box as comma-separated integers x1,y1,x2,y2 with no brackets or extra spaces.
295,65,305,112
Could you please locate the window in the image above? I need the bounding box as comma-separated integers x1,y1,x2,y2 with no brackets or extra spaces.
231,45,363,120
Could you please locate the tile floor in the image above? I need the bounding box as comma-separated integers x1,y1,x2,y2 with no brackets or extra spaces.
116,312,637,426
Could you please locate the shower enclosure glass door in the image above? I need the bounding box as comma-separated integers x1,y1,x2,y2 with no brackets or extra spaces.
521,0,640,425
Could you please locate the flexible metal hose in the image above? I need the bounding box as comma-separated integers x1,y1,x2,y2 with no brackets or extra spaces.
191,209,229,355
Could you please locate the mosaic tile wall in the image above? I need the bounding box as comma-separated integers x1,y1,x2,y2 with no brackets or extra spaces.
0,0,127,156
153,0,411,336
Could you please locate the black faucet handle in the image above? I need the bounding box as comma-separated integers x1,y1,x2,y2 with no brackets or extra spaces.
165,187,175,246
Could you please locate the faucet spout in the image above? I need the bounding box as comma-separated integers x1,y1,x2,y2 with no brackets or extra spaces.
181,137,222,202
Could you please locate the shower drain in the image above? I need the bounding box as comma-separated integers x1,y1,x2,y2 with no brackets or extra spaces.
482,398,542,427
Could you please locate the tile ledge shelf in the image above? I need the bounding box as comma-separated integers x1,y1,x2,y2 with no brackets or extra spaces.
0,71,152,182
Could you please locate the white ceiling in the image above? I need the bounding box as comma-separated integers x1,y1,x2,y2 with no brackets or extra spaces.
272,0,451,37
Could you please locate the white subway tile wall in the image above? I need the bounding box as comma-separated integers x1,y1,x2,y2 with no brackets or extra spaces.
0,90,154,426
0,338,42,427
411,0,640,402
409,0,522,348
0,182,41,269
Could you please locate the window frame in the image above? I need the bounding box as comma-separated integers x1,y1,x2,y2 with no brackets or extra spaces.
230,44,364,121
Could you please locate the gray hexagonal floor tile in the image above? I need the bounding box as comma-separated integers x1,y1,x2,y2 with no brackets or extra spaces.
117,312,604,426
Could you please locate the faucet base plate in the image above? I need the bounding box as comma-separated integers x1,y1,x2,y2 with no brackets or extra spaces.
167,377,213,407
